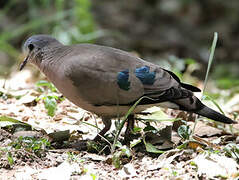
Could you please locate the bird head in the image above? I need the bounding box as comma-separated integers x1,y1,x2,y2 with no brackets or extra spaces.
20,35,62,70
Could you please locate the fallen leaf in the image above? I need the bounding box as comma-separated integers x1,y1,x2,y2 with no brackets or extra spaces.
193,121,222,137
193,153,238,178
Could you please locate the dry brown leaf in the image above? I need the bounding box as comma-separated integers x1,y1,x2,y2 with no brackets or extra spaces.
193,121,223,137
193,135,221,150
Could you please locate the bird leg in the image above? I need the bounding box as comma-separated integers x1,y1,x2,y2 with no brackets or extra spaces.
124,114,135,144
94,115,136,144
93,117,112,141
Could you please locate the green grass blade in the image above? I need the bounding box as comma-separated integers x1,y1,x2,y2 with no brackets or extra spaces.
193,32,218,134
202,32,218,95
202,95,225,115
111,96,151,153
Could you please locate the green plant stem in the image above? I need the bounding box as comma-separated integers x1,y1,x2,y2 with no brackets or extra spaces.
193,32,218,134
202,32,218,95
111,96,149,153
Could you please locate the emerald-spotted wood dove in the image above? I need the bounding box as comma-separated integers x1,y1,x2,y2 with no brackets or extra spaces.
20,35,237,140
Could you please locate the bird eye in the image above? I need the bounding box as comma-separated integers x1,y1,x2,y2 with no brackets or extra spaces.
28,43,34,51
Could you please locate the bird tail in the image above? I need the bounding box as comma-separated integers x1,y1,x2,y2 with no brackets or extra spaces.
196,105,236,124
173,96,237,124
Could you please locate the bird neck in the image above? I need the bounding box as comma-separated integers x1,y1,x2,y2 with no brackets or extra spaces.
36,46,65,75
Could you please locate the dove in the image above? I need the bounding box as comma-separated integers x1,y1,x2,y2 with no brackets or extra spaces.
20,35,237,141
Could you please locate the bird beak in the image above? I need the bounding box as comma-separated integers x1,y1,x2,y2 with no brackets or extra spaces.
19,54,29,71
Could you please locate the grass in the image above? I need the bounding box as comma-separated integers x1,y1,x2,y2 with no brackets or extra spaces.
193,32,218,134
111,96,149,153
202,32,218,95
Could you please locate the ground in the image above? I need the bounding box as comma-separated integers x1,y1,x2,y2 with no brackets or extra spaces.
0,70,238,179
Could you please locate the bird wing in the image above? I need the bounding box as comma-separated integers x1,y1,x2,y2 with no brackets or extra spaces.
63,44,198,106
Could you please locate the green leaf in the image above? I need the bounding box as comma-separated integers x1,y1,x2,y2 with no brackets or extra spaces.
143,124,157,132
143,137,164,154
7,152,14,166
121,146,131,158
112,145,131,169
36,80,51,87
0,116,31,128
44,96,57,117
177,125,191,140
132,127,142,133
224,143,239,161
10,136,51,158
140,108,180,122
36,80,57,92
172,170,178,176
112,153,121,169
90,173,97,180
130,139,141,149
177,141,189,149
